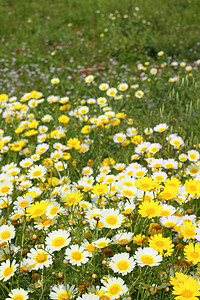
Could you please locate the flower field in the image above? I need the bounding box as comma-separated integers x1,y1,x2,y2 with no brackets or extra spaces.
1,0,200,299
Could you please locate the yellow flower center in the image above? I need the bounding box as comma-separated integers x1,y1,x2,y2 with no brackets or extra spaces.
19,200,30,208
155,175,164,181
108,283,121,296
191,251,199,258
155,240,164,247
190,168,198,174
189,154,197,160
182,290,193,298
0,230,11,240
71,251,83,261
146,208,155,215
58,291,72,299
49,207,59,215
41,218,53,226
140,254,155,265
116,260,130,271
35,252,48,264
13,295,25,300
118,238,129,244
86,244,95,253
32,170,42,177
0,186,10,194
96,242,107,248
135,171,145,177
123,190,134,197
52,237,66,248
105,216,118,226
3,266,13,277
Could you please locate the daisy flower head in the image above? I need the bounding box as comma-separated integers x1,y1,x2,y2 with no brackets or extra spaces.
169,136,184,148
100,209,124,229
45,229,71,252
112,232,133,245
144,127,153,135
50,284,78,300
138,200,162,219
158,51,164,56
186,165,200,177
106,88,117,97
0,224,15,243
148,143,162,154
150,68,157,75
85,75,94,83
5,288,29,300
117,83,128,91
134,247,162,267
77,293,99,300
14,195,33,210
65,245,89,266
0,181,13,196
171,275,200,300
27,247,52,270
93,237,111,249
113,132,126,144
109,252,136,275
135,90,144,98
148,234,174,256
160,215,182,231
19,158,33,168
27,165,46,179
184,243,200,264
152,171,167,182
26,201,49,219
51,78,60,84
188,150,200,162
102,277,128,299
153,123,168,133
99,83,109,91
0,259,18,281
46,202,63,219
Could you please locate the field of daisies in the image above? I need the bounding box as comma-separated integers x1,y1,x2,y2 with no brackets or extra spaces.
1,1,200,300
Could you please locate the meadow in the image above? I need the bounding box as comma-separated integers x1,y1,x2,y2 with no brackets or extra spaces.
0,0,200,299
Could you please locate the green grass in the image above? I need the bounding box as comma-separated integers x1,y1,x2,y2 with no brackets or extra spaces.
0,0,200,144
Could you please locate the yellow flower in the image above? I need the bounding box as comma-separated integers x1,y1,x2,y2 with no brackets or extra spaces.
135,177,156,191
63,191,83,207
67,138,81,150
92,183,108,196
139,200,162,219
149,234,174,256
184,243,200,264
26,201,49,218
58,115,70,124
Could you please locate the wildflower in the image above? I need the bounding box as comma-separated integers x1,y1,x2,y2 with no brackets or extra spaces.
5,288,29,300
112,232,133,245
99,83,109,91
134,247,162,267
93,238,111,249
171,275,200,300
63,190,83,207
135,90,144,98
27,248,52,270
101,209,124,229
138,200,162,219
0,181,13,196
65,245,89,266
106,88,117,97
109,253,136,275
46,229,71,252
102,277,128,299
184,243,200,264
51,78,60,84
149,234,174,256
154,123,168,133
50,284,78,300
85,75,94,83
0,225,15,243
26,201,49,218
0,260,18,281
27,165,46,179
113,133,126,143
